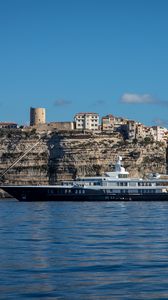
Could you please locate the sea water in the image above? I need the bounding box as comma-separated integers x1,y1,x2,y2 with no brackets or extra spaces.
0,199,168,299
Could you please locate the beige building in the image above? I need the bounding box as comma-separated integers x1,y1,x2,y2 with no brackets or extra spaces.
30,107,46,126
74,112,99,130
144,126,156,140
0,122,18,129
114,116,127,131
136,123,145,139
101,114,128,137
101,114,115,131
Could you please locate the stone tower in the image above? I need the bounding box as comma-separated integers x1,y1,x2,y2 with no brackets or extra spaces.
30,107,46,126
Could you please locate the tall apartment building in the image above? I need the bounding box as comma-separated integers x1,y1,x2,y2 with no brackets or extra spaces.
126,120,136,140
151,126,168,142
74,112,99,130
30,107,46,126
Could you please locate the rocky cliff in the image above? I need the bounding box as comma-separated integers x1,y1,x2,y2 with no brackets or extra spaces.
0,129,167,187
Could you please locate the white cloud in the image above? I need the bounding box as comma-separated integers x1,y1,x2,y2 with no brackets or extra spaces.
121,93,155,104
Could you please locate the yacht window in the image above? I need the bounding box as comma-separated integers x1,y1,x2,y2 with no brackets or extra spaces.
109,182,117,186
120,182,127,186
119,174,128,178
129,182,137,186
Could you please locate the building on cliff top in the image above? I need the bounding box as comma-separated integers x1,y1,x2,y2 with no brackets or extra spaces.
0,122,18,129
151,126,168,142
30,121,75,132
101,114,115,131
74,112,99,130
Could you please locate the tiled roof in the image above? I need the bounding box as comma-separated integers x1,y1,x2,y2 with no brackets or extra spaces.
75,112,99,115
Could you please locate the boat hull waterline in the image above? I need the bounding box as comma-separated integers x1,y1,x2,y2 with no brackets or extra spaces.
1,186,168,201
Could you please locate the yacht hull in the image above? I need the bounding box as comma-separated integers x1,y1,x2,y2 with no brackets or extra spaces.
1,186,168,201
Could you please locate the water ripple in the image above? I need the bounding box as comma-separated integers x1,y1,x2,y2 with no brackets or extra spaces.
0,200,168,299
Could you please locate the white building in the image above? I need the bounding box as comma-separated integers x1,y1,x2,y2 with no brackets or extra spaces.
151,126,168,142
74,112,99,130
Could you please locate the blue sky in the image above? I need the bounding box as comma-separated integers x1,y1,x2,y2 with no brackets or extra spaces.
0,0,168,126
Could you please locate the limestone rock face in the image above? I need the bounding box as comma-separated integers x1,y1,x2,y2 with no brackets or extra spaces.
0,129,167,186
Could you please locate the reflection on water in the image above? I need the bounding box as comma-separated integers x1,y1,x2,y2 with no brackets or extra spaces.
1,200,168,299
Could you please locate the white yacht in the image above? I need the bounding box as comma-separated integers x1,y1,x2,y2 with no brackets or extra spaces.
1,156,168,201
